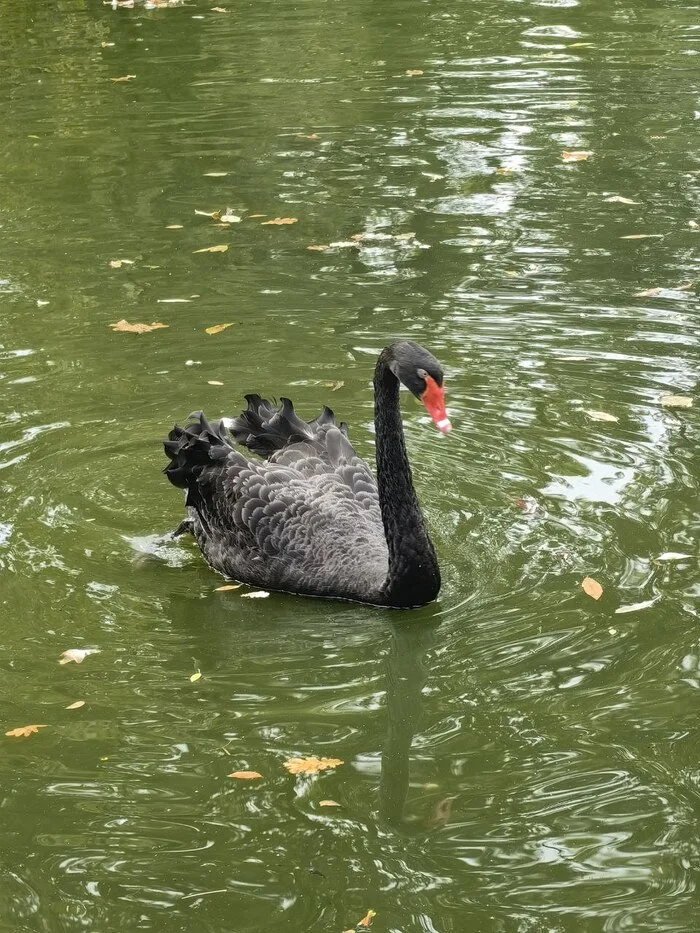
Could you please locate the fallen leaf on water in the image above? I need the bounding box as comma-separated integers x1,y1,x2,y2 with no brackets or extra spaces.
229,771,263,780
495,167,513,175
37,299,50,307
157,298,190,303
190,671,202,683
194,245,228,253
261,217,298,226
689,220,699,229
65,701,85,710
215,584,241,591
634,287,662,297
562,150,591,162
328,240,358,249
567,41,594,47
220,211,241,223
59,648,101,665
208,380,224,386
101,41,115,47
194,209,222,220
660,394,692,408
241,590,270,599
110,75,136,82
582,577,603,600
584,410,619,423
603,195,637,204
211,5,228,10
319,800,341,807
620,234,663,239
6,725,47,738
166,224,184,229
248,213,266,218
283,756,343,775
109,320,169,334
656,552,692,562
307,245,329,251
323,381,344,391
109,259,134,269
358,909,377,928
205,322,235,335
204,171,229,176
406,69,424,75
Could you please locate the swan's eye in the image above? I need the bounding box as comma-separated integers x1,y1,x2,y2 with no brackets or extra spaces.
416,368,428,380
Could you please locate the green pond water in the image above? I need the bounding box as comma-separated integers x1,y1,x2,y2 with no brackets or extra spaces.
1,0,699,930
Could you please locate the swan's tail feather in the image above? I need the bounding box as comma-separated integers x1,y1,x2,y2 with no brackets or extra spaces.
163,412,233,503
229,395,348,457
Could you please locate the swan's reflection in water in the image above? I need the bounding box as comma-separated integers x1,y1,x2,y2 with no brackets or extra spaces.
379,620,439,826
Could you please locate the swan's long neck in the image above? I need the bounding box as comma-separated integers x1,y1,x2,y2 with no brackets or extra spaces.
374,359,440,607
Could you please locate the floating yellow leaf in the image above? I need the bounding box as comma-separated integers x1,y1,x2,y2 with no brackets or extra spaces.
194,209,222,219
241,590,270,598
204,171,229,177
495,167,513,175
220,211,241,223
582,576,603,600
108,259,134,269
405,69,424,76
604,195,637,204
215,584,241,591
620,234,662,240
660,395,692,409
319,799,341,807
261,217,298,225
59,648,101,664
323,380,344,391
166,224,183,229
6,724,47,738
65,701,85,710
211,5,228,10
283,756,344,775
248,213,266,218
190,671,202,682
584,410,619,423
194,244,228,253
208,380,224,386
358,909,377,928
109,320,169,334
205,322,235,334
307,245,329,251
562,150,591,162
110,75,136,82
229,770,263,780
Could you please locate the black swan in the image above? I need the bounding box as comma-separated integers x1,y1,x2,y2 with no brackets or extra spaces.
163,341,451,608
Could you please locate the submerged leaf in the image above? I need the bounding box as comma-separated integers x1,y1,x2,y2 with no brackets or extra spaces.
109,320,169,334
584,410,619,423
205,322,235,335
561,150,591,162
405,69,424,76
261,217,298,225
283,756,343,775
59,648,101,664
6,724,47,738
660,394,692,408
229,770,262,780
582,577,603,600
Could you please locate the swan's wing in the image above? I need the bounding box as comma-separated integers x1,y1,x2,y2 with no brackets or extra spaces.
165,414,385,597
227,395,350,460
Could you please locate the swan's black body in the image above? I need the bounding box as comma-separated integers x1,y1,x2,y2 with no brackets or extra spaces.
163,342,446,608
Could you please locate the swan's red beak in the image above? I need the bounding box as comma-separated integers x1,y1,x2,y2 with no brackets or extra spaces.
421,375,452,433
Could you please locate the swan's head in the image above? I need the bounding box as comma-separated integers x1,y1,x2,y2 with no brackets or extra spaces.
387,341,452,434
